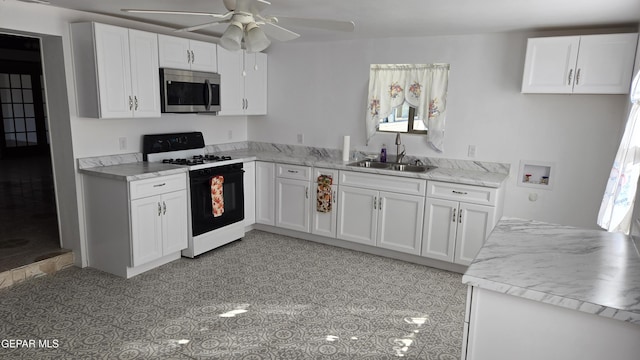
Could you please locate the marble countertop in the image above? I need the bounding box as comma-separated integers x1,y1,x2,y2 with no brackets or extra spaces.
462,218,640,325
79,162,187,181
223,149,508,188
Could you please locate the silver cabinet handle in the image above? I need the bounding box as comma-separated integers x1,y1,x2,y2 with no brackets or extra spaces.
332,190,336,204
245,98,248,110
459,209,463,223
163,201,167,215
129,95,133,110
134,96,138,111
153,183,166,187
452,190,468,195
379,197,383,210
567,69,574,85
187,49,191,63
191,50,195,64
576,68,581,85
373,196,377,210
452,208,456,222
157,202,162,216
287,170,299,174
305,187,309,199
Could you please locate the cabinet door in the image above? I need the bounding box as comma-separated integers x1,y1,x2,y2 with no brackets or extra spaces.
189,40,217,72
312,184,338,238
217,47,245,115
276,177,310,232
158,35,191,70
521,36,579,94
130,195,163,267
422,198,457,262
93,23,133,118
244,51,267,115
337,186,378,246
161,190,188,255
377,192,425,255
255,162,275,225
243,161,256,226
454,203,495,266
128,29,161,118
573,33,638,94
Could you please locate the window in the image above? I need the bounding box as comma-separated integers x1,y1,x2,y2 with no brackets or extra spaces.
378,102,427,134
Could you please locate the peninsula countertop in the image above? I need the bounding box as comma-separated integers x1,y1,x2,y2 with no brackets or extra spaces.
462,218,640,325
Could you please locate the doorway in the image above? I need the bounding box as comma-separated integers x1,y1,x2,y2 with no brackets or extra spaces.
0,33,64,273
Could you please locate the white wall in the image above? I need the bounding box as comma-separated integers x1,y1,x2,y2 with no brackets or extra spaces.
0,0,248,265
252,31,633,229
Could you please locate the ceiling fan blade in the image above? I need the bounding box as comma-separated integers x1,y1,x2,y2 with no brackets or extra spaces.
175,20,229,33
121,9,228,17
260,23,300,42
250,0,271,14
273,16,355,32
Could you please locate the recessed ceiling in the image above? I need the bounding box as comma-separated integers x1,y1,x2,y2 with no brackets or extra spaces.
27,0,640,42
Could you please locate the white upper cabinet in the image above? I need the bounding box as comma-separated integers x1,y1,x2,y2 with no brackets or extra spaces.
522,33,638,94
217,47,267,116
158,35,217,72
71,23,161,118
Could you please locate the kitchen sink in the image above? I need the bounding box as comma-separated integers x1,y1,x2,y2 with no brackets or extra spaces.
347,160,436,173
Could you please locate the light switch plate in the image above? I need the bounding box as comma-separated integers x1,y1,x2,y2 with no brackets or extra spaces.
468,145,476,158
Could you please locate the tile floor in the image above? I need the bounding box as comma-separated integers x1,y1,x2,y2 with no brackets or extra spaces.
0,230,466,359
0,155,63,273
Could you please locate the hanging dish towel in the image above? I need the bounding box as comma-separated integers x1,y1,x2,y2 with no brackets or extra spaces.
210,175,224,217
316,175,333,213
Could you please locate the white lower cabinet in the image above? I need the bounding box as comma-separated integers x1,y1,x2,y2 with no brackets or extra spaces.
337,171,426,255
255,161,275,225
83,172,188,278
422,181,502,265
275,164,312,233
130,189,187,267
243,161,256,227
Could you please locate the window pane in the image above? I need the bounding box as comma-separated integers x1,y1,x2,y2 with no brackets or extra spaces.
21,75,31,88
13,104,24,117
5,133,16,147
11,89,22,103
16,132,27,146
0,74,9,88
27,132,37,145
22,89,33,103
25,117,36,131
9,74,21,88
0,89,11,103
4,118,15,132
413,119,427,131
14,118,25,132
1,104,12,117
24,104,34,117
379,103,410,132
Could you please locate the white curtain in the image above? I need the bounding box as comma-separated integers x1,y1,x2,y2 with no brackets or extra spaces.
597,71,640,233
366,64,450,152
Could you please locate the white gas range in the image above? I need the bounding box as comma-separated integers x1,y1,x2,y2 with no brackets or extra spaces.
143,132,245,257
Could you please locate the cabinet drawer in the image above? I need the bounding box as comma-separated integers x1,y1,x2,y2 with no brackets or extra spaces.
340,171,426,196
313,167,339,185
427,181,497,206
276,163,311,181
130,173,187,200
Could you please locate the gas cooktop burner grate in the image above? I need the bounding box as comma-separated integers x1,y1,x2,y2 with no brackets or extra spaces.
161,155,232,166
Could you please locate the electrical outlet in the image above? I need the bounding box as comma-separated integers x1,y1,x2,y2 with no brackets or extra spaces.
227,130,233,140
468,145,476,158
118,137,127,150
297,133,304,144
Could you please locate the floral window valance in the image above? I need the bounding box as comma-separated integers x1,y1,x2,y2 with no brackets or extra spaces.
366,64,450,152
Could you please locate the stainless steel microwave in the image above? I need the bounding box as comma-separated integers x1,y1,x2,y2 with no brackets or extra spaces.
159,68,220,113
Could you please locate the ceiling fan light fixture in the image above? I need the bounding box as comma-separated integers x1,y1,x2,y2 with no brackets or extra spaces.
220,21,244,51
245,22,271,53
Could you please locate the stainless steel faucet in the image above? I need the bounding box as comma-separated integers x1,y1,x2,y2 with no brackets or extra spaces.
395,133,406,163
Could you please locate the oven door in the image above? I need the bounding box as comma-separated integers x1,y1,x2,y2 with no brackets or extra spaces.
160,68,221,113
190,163,244,236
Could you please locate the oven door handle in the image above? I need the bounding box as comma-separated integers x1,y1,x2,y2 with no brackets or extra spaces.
204,79,212,111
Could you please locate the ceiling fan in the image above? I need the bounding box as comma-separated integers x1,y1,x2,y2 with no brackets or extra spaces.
122,0,355,53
